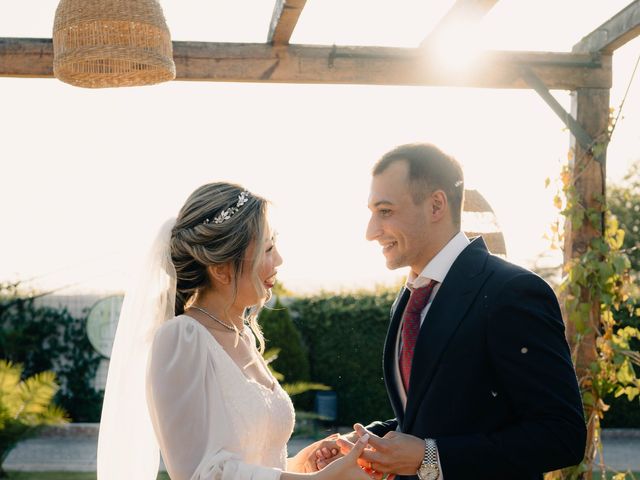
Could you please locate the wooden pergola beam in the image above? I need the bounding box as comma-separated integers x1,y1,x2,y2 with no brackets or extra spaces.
573,0,640,53
267,0,307,45
420,0,499,49
0,38,612,90
522,67,600,158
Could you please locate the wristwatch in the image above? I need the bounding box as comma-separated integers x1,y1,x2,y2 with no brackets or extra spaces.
416,438,439,480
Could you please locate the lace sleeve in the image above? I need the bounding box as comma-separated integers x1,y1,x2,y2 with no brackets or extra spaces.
146,318,282,480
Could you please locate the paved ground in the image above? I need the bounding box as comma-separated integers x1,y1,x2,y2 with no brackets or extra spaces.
3,429,320,473
5,428,640,474
598,430,640,474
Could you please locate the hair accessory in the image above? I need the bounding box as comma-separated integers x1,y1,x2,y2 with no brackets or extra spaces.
204,190,251,225
454,180,463,188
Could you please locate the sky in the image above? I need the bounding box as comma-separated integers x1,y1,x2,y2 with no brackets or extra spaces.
0,0,638,295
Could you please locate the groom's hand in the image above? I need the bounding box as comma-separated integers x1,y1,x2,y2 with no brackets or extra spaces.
337,423,423,477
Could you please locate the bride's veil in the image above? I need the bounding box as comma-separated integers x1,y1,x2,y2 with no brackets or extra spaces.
97,218,177,480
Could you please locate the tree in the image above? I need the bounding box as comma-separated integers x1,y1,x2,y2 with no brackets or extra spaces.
608,161,640,280
600,161,640,429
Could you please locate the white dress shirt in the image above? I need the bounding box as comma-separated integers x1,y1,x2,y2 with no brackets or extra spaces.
406,231,471,326
393,231,470,480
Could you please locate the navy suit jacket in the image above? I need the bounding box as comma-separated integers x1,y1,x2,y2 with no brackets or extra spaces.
367,237,586,480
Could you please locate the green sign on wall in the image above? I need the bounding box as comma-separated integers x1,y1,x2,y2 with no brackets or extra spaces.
86,295,124,358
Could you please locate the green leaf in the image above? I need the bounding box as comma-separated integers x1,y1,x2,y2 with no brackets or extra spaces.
0,360,22,395
282,382,330,396
270,370,284,381
616,360,635,384
614,386,626,398
598,263,614,283
0,358,69,453
19,371,59,415
262,347,281,365
582,391,595,407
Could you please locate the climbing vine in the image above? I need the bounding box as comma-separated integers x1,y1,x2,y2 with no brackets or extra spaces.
545,150,640,480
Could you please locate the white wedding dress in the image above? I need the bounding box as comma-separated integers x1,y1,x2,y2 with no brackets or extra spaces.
146,315,296,480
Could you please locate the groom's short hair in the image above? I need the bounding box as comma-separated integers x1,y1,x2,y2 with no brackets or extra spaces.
373,143,464,229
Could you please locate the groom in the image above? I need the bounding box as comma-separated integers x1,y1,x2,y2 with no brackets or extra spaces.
321,143,586,479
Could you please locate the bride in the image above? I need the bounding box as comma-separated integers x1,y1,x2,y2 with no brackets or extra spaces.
97,182,370,480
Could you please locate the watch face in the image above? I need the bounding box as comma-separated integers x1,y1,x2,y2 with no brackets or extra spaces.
418,464,439,480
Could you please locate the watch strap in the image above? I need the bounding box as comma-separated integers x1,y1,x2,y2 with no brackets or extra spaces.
423,438,437,465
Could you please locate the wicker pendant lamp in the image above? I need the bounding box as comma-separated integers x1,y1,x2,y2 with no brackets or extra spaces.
53,0,176,88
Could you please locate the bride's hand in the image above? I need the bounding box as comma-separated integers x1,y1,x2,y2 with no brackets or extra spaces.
288,434,340,472
315,434,371,480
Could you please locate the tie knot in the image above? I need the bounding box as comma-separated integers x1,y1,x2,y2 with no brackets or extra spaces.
405,280,438,314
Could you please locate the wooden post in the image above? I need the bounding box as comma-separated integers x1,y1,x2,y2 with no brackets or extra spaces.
564,86,610,479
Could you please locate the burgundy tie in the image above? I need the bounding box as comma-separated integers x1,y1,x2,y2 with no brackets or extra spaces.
400,280,438,392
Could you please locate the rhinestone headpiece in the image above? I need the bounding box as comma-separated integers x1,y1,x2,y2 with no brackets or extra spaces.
204,190,250,225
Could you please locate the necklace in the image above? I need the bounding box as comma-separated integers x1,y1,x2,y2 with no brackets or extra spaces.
190,306,243,333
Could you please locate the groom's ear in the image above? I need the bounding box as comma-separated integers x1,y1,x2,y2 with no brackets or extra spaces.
207,263,232,285
430,190,448,221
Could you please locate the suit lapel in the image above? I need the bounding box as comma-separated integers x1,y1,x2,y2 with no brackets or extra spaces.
382,287,410,425
403,237,492,432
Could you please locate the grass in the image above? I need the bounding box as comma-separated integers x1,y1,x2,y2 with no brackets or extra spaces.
4,473,170,480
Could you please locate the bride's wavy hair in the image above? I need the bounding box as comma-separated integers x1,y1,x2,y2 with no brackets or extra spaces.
170,182,270,352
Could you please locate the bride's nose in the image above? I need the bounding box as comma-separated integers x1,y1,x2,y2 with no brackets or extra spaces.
274,246,283,267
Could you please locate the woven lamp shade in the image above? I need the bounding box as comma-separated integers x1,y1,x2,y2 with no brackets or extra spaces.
53,0,176,88
462,189,507,256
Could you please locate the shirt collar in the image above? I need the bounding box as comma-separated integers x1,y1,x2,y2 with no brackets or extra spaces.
406,231,470,289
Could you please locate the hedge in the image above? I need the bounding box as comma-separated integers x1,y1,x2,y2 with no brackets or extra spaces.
290,289,397,426
289,288,639,429
1,281,637,428
260,297,312,408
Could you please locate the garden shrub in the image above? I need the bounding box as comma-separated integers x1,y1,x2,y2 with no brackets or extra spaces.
291,288,397,426
260,297,311,384
0,283,103,422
